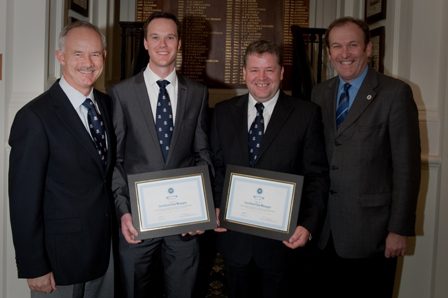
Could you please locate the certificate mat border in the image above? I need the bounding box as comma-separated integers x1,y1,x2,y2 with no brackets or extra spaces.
128,165,216,239
220,165,303,241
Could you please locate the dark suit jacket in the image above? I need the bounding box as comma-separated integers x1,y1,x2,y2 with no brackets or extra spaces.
210,91,329,269
311,68,421,258
8,81,114,285
109,71,212,218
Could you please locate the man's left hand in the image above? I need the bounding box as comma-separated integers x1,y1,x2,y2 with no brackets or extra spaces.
385,232,408,258
283,226,310,249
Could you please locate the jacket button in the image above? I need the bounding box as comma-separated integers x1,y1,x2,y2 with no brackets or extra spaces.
329,190,337,194
331,165,339,170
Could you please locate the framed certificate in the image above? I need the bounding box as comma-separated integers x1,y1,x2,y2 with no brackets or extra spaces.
365,0,387,24
369,26,385,73
220,165,303,241
128,165,216,239
70,0,89,17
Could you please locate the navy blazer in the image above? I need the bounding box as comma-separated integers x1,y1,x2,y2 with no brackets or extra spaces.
8,81,115,284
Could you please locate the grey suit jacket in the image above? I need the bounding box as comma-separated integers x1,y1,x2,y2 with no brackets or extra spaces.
109,71,212,218
311,68,421,258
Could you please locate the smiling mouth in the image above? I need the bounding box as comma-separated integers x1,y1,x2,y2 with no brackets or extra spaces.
79,68,96,74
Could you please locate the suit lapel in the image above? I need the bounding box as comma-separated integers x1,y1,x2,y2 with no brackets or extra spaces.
257,92,293,161
337,69,378,133
133,73,165,161
327,78,339,129
219,95,249,165
168,74,187,163
50,83,105,172
232,96,250,164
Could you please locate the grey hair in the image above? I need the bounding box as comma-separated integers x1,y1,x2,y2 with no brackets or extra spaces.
58,21,106,50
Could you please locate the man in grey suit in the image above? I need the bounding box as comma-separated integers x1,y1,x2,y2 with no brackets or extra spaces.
109,11,212,298
311,17,421,298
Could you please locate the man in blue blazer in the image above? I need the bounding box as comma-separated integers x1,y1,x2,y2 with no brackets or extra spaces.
211,40,329,297
109,12,212,298
9,22,114,297
311,17,421,298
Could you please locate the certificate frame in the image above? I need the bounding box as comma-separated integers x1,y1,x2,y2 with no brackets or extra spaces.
365,0,387,24
369,26,385,73
70,0,89,17
128,165,216,239
220,165,303,241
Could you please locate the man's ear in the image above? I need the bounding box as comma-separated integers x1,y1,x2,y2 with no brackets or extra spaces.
55,50,65,65
366,41,373,57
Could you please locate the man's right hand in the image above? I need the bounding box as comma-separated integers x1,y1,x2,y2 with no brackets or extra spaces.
214,208,227,233
121,213,141,244
27,272,56,293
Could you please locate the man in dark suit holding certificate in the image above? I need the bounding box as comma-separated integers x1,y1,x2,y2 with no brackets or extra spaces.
109,11,212,298
210,40,329,297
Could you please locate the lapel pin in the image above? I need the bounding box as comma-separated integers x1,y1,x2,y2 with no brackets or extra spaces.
366,95,372,100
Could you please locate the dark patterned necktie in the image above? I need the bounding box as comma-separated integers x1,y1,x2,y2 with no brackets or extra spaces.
336,83,352,127
248,102,264,166
156,80,174,161
82,98,107,166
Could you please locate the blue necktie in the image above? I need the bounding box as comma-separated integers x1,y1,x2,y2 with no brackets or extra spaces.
156,80,174,161
82,98,107,166
248,103,264,166
336,83,352,127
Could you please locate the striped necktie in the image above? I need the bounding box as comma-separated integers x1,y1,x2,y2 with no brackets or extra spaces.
336,83,351,127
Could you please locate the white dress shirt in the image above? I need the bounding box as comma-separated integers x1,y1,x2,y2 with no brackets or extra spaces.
247,90,280,132
59,76,99,138
143,67,178,125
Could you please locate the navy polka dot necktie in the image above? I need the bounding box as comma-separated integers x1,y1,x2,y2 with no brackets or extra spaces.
336,83,351,127
82,98,107,167
248,102,264,166
156,80,174,161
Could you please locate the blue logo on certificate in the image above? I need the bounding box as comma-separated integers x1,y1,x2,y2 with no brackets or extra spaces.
168,187,174,194
257,188,263,194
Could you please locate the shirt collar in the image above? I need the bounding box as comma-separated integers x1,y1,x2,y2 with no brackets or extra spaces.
338,66,368,91
59,76,94,107
248,90,280,110
144,66,177,88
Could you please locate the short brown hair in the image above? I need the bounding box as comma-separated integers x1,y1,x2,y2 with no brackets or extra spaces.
143,11,182,40
325,17,370,48
243,40,283,67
